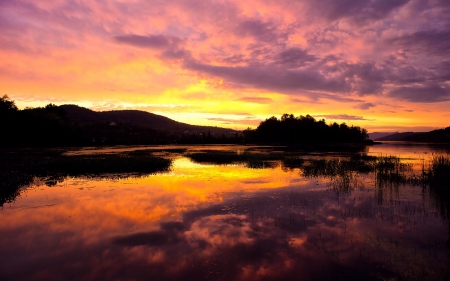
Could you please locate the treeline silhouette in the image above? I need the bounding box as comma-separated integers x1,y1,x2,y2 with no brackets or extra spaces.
1,96,369,147
1,96,78,146
0,95,240,146
243,114,369,144
408,127,450,142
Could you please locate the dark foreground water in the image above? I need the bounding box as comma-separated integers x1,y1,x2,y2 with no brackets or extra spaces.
1,143,449,281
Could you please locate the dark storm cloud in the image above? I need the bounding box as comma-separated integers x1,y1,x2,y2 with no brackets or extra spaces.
114,34,183,49
388,84,450,103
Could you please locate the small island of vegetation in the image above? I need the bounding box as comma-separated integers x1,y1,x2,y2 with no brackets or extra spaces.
243,113,369,144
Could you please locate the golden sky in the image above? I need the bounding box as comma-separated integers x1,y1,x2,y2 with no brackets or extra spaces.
1,0,449,132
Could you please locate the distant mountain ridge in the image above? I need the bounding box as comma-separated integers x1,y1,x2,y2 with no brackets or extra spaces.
368,132,399,140
375,127,450,143
60,105,235,134
376,132,417,141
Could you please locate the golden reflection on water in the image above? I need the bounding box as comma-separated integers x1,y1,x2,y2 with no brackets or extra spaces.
368,141,450,159
1,157,305,240
1,144,449,281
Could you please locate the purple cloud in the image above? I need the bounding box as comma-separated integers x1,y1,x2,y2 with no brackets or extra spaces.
388,84,450,103
234,19,282,42
276,48,317,67
354,102,375,110
2,0,450,112
183,59,349,96
114,34,183,49
388,30,450,55
183,58,392,99
338,62,386,95
307,0,410,24
113,33,191,61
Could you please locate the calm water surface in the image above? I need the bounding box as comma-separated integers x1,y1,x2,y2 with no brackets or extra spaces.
1,143,449,281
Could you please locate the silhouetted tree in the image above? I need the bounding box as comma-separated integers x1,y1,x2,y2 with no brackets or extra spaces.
0,95,18,113
0,95,20,146
244,114,368,144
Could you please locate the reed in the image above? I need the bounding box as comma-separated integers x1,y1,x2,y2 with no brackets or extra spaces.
373,155,411,185
427,154,450,185
0,149,173,203
185,150,282,165
426,154,450,220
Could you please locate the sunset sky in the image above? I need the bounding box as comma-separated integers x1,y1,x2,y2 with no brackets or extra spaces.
1,0,449,132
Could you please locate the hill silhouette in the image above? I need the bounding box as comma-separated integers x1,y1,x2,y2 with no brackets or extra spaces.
60,105,234,134
368,132,399,140
0,96,239,146
376,127,450,142
376,132,417,141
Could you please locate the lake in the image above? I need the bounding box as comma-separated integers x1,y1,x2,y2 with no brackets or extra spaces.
1,142,449,281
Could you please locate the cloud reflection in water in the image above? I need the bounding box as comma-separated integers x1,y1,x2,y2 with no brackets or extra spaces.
0,155,449,281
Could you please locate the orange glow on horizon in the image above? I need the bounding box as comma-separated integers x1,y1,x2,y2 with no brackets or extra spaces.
1,0,449,132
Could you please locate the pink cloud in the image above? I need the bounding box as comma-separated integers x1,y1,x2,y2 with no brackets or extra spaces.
1,0,450,131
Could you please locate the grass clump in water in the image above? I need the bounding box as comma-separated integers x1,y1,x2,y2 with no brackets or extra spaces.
126,148,187,155
1,151,172,176
426,154,450,220
185,150,281,167
301,159,358,192
246,160,278,169
185,150,243,164
281,157,305,169
427,154,450,185
0,149,173,206
48,154,172,176
374,155,411,185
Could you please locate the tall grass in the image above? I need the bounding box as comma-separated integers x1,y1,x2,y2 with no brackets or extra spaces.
126,148,187,155
374,155,411,185
426,154,450,220
185,150,282,167
281,157,305,169
301,159,358,192
428,154,450,185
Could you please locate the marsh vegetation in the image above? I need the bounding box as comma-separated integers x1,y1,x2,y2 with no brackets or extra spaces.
0,148,172,206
